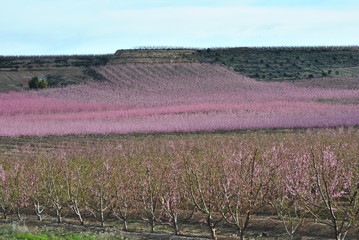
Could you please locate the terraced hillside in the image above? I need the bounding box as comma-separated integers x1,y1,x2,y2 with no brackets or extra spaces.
0,55,110,92
111,49,199,64
110,47,359,82
198,47,359,81
1,47,359,92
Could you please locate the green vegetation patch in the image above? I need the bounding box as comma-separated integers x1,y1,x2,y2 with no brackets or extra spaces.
0,225,116,240
334,66,359,76
198,47,359,81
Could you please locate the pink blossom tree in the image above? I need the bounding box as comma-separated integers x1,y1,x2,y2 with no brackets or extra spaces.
64,158,89,226
268,152,309,240
27,158,46,221
84,159,114,227
7,162,29,220
42,158,67,223
184,154,223,240
159,156,189,235
291,147,358,240
111,156,137,231
135,157,165,233
0,164,12,220
220,149,271,240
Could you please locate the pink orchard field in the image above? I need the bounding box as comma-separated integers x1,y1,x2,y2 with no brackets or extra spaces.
1,63,359,136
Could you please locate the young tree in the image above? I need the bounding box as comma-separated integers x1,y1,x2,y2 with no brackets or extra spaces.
27,159,46,222
65,158,88,226
43,158,67,223
111,156,137,231
220,149,271,240
0,164,12,220
84,159,114,227
159,155,188,235
28,76,48,89
269,153,309,240
292,147,358,240
8,162,30,221
136,157,165,233
184,154,223,240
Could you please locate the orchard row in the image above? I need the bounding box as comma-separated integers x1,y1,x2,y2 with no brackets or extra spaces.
0,129,358,239
2,64,359,136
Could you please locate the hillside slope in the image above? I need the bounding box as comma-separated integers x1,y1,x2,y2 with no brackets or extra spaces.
111,49,199,64
0,55,110,92
1,63,359,136
198,47,359,81
1,47,359,93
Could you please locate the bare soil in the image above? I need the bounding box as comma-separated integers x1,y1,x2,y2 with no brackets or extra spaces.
1,211,357,240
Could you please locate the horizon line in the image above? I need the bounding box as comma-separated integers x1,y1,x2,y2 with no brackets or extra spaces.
1,45,359,57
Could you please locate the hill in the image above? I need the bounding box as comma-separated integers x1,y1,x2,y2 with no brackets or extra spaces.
111,49,199,64
198,46,359,81
1,63,359,136
1,46,359,92
0,54,110,92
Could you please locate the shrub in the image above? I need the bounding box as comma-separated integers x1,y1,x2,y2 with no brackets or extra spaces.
28,77,48,89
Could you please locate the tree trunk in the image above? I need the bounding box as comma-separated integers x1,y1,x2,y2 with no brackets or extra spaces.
16,207,21,221
336,232,345,240
77,211,84,225
173,214,180,235
70,200,84,226
1,205,8,220
36,212,43,221
55,204,62,223
149,215,155,233
99,189,105,228
99,206,105,227
209,225,217,240
289,233,294,240
239,230,244,240
123,219,128,231
34,201,44,221
115,212,129,231
56,211,62,223
100,208,105,227
207,215,217,240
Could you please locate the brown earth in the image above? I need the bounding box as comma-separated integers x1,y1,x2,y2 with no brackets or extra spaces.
1,210,357,240
111,49,200,64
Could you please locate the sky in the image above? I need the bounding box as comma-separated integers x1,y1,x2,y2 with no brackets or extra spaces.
0,0,358,55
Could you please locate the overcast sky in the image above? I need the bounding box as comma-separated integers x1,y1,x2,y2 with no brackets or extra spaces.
1,0,358,55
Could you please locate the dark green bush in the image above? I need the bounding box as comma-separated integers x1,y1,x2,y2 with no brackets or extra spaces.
28,77,48,89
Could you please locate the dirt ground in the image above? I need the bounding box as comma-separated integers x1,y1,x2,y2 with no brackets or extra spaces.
1,211,357,240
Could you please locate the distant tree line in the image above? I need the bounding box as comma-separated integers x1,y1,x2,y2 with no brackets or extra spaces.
0,54,113,60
